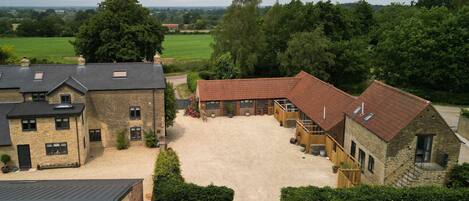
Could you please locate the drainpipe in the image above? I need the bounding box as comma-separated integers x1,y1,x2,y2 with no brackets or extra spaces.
152,89,156,133
75,116,81,166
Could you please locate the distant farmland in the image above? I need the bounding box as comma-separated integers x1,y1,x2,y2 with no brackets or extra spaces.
0,34,213,64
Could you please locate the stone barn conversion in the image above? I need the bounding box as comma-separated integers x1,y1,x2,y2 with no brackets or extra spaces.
196,71,462,187
0,55,165,170
343,81,460,186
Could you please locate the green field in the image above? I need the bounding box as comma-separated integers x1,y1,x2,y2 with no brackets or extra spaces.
0,35,213,64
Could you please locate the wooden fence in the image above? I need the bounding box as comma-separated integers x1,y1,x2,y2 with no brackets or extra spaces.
324,135,361,188
274,101,299,127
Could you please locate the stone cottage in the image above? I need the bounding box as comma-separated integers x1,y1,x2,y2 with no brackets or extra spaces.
343,81,461,186
0,56,166,170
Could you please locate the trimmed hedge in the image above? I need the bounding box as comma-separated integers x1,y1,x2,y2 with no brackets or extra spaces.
187,72,202,93
447,163,469,188
153,149,234,201
281,185,469,201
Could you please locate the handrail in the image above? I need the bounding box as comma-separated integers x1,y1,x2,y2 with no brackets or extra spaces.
297,120,324,134
386,156,416,184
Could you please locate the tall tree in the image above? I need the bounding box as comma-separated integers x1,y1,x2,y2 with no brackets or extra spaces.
213,53,240,79
73,0,165,62
279,29,335,80
353,0,375,35
416,0,454,8
212,0,265,77
0,46,16,65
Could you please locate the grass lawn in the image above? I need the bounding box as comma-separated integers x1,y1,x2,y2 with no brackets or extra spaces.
0,35,213,64
176,83,193,99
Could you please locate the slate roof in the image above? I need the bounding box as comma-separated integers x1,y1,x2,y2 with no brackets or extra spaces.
287,72,356,131
0,103,17,146
7,102,85,119
197,77,300,101
0,179,142,201
345,81,430,142
0,63,166,93
47,76,88,95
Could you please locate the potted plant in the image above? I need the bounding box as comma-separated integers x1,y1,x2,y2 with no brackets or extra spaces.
299,144,306,152
1,154,11,173
332,165,339,173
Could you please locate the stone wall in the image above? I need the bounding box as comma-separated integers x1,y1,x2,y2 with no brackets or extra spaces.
0,89,23,103
48,85,86,104
85,89,164,148
385,105,460,185
414,170,447,186
458,115,469,140
8,115,86,169
344,116,388,184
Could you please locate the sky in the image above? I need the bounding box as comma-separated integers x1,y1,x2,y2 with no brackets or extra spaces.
0,0,412,7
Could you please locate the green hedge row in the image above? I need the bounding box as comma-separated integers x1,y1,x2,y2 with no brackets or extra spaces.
187,72,202,93
153,149,234,201
281,185,469,201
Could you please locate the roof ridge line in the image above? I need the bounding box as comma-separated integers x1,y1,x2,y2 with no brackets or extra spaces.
198,77,299,82
372,80,430,105
306,74,356,99
69,76,89,90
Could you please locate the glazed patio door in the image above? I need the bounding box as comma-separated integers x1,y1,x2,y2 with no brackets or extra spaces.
415,135,433,163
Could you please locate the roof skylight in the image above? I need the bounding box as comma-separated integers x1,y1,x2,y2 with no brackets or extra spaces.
113,70,127,79
34,72,44,81
364,113,374,122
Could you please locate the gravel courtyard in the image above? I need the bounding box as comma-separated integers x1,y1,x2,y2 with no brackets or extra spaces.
167,113,336,201
0,146,158,201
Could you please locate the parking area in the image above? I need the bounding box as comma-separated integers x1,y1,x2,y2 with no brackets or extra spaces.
0,146,158,201
167,113,336,201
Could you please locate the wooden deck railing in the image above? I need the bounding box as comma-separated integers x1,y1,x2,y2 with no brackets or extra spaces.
324,135,361,188
274,100,299,127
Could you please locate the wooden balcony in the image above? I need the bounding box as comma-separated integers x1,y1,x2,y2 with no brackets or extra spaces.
295,120,325,153
274,99,299,127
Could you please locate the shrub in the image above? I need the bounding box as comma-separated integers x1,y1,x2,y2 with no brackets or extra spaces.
116,129,128,150
144,130,158,148
0,154,11,165
165,81,177,128
461,109,469,119
153,149,234,201
187,72,202,92
281,185,469,201
447,163,469,188
198,70,216,80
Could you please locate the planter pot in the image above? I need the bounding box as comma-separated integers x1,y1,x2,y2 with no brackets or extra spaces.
332,166,339,174
211,113,216,118
228,113,234,118
1,166,9,174
289,138,297,144
245,112,250,116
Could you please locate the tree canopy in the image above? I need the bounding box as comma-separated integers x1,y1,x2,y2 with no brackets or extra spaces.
73,0,165,62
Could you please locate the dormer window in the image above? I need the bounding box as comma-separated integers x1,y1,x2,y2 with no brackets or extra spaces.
113,70,127,79
34,72,44,81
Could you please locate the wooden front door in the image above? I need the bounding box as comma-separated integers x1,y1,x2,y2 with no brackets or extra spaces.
17,145,32,170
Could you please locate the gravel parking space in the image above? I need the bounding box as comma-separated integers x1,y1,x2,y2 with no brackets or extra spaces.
0,146,158,201
167,113,336,201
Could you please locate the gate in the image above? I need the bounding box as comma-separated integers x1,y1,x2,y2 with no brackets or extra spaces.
176,99,190,109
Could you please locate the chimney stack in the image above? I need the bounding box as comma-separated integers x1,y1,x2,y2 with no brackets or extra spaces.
78,55,86,66
361,102,365,116
154,52,162,65
20,57,30,67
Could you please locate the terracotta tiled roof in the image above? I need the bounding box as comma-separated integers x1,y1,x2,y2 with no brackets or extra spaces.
287,72,356,131
345,81,430,142
197,77,300,101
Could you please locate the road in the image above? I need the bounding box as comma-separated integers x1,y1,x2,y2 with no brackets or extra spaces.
433,105,461,131
166,74,187,99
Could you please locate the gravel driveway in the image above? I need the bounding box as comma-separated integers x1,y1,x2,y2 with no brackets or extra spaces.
0,146,158,201
167,113,336,201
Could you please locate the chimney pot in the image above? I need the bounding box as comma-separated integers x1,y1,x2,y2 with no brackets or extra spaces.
20,57,30,67
78,55,86,66
154,52,162,65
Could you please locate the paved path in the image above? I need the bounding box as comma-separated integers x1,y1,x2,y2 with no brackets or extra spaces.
1,146,158,201
167,113,336,201
166,74,187,99
433,105,461,131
